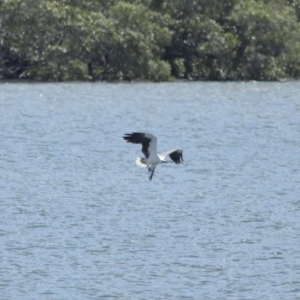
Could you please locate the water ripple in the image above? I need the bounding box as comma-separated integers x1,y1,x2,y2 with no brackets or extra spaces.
0,81,299,299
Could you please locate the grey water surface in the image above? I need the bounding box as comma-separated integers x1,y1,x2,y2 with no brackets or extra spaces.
0,81,300,299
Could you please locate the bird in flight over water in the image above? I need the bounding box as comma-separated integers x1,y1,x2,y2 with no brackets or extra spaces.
123,132,183,181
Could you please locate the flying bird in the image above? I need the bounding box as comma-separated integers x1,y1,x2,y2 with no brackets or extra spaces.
123,132,183,181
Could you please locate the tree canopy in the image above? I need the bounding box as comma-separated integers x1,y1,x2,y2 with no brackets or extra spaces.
1,0,300,81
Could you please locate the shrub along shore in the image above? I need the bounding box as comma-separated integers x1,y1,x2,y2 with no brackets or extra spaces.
1,0,300,81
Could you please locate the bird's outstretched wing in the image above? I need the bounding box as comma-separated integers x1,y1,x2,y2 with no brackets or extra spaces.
159,149,183,164
123,132,157,158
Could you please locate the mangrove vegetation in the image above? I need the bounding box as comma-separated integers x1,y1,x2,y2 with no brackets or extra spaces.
1,0,300,81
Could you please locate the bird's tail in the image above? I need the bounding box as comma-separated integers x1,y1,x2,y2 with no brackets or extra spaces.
135,157,147,168
148,167,155,181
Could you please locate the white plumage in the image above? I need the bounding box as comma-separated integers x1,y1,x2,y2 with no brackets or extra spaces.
123,132,183,181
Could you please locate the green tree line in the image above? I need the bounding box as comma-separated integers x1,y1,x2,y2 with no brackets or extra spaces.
1,0,300,81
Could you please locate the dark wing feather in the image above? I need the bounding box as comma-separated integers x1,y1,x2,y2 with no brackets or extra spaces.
123,132,151,158
169,150,183,164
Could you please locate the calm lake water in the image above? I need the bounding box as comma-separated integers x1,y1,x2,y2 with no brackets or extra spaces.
0,81,300,299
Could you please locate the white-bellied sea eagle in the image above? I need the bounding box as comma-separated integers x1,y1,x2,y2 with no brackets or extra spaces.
123,132,183,181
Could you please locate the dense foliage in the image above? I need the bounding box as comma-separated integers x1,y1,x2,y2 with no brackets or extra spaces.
1,0,300,81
